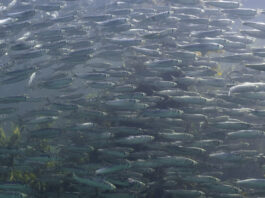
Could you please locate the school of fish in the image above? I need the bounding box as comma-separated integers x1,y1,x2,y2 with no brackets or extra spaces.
2,0,265,197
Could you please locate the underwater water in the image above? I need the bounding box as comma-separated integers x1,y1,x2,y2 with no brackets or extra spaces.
1,0,265,198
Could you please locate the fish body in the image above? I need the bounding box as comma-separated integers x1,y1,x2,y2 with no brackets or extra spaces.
237,179,265,189
73,174,116,191
205,1,240,9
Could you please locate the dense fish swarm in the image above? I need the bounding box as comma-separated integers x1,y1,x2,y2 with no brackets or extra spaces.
2,0,265,197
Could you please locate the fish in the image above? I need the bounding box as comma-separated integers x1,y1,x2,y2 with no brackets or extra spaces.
8,10,36,21
0,192,28,198
243,21,265,31
227,130,265,139
29,128,62,138
0,96,28,103
205,1,240,9
229,82,265,96
170,0,201,5
105,99,149,110
179,43,224,55
212,53,263,63
165,189,205,198
96,18,128,26
40,77,73,89
72,173,116,191
95,162,131,175
240,29,265,39
236,179,265,189
115,135,154,145
245,63,265,71
222,8,257,19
